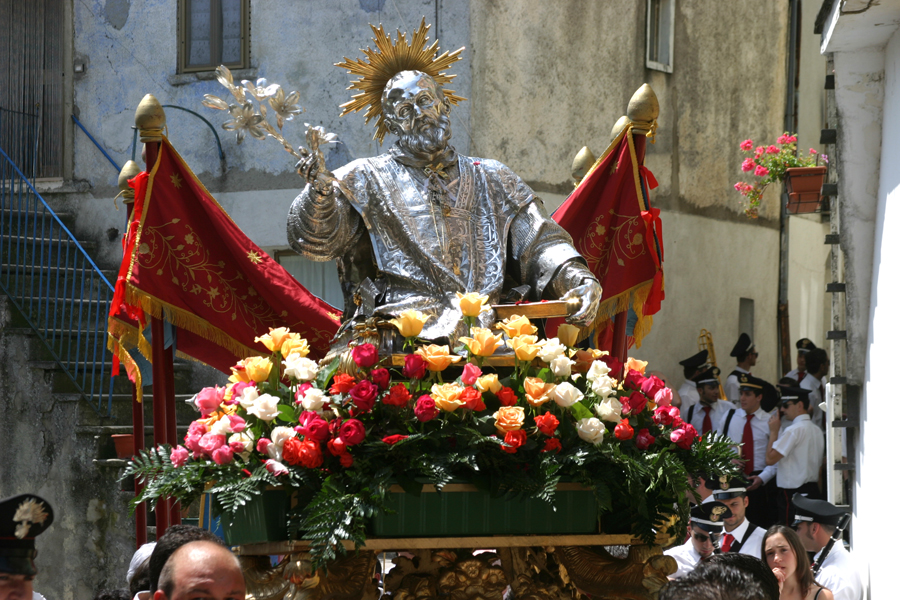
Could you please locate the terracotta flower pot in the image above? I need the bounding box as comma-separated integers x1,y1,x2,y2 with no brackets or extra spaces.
785,166,827,214
111,434,135,459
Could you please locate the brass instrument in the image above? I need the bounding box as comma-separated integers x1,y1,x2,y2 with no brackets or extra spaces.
698,329,727,400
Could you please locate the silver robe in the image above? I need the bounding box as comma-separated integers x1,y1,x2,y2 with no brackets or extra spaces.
287,148,590,344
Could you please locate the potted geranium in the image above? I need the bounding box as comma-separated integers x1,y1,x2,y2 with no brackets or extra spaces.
734,133,828,217
124,301,738,569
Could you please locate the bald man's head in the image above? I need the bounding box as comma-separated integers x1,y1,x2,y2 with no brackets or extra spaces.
154,541,245,600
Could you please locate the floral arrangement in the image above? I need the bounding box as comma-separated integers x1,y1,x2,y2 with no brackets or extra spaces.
125,293,737,567
734,133,828,218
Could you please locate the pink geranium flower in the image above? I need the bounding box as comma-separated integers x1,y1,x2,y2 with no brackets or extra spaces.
754,165,769,177
766,145,779,154
740,139,753,151
741,158,756,172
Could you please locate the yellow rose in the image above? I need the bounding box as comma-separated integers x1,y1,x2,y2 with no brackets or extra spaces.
524,377,556,407
625,357,648,375
476,374,502,394
431,382,466,412
492,406,525,433
254,327,291,352
389,310,430,338
280,333,310,358
557,324,581,348
497,314,538,338
415,344,462,372
456,292,491,317
235,356,272,383
507,335,541,362
459,327,504,357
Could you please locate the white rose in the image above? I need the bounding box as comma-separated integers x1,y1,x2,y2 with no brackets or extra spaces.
550,355,573,379
595,398,623,423
284,355,319,382
247,393,280,422
209,417,233,436
586,359,611,382
552,381,584,408
538,338,567,363
300,387,328,413
590,374,617,399
228,431,255,461
238,386,260,410
267,426,296,461
576,417,606,445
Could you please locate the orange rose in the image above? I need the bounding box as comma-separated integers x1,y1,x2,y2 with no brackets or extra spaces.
455,292,491,317
280,333,310,358
415,344,462,372
431,382,466,412
492,406,526,433
507,335,541,362
254,327,291,352
497,315,537,338
625,357,648,375
459,327,504,357
573,348,606,373
524,377,556,407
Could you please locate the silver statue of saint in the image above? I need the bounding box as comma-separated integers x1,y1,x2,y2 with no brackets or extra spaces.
288,70,601,350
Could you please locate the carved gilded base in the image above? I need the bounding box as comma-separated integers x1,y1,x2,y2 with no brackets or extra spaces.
240,545,676,600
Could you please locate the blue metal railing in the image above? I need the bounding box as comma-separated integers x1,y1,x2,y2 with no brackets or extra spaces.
71,114,121,173
0,146,116,415
0,106,41,183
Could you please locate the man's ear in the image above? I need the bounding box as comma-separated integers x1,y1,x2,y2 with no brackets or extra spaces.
742,496,749,509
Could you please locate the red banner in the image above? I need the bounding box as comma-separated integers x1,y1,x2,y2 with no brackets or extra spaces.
550,127,664,347
108,138,341,398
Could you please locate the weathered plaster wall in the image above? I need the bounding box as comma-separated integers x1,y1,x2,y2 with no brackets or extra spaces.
787,214,830,349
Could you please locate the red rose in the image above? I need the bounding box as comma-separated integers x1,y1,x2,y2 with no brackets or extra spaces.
534,412,559,436
327,436,347,456
636,428,656,450
460,387,486,411
672,416,684,429
614,418,634,441
349,380,379,412
352,343,379,367
670,424,697,450
371,368,390,391
382,434,409,445
601,355,624,380
339,453,354,468
653,405,680,426
340,419,366,445
640,375,665,398
383,383,411,407
402,354,427,380
295,411,330,442
414,395,438,422
297,440,324,468
541,438,562,453
502,430,527,454
624,369,647,391
330,373,356,395
496,386,519,407
282,437,304,465
628,390,648,415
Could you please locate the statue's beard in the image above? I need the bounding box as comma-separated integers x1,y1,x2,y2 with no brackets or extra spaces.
398,114,452,157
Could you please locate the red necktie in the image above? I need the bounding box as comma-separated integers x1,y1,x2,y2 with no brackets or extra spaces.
702,406,713,435
798,371,807,382
722,533,735,552
742,414,754,474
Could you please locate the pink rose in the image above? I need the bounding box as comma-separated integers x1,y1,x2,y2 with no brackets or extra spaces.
349,379,379,412
403,354,427,380
766,145,779,154
624,369,646,391
740,139,753,151
654,387,673,407
294,382,313,404
226,381,254,405
351,343,379,368
461,363,482,386
227,415,246,433
198,433,226,455
295,411,330,442
371,368,390,391
670,424,698,450
196,386,224,417
264,459,289,476
754,165,769,177
340,419,366,445
653,405,680,426
640,375,665,398
636,428,656,450
212,445,234,465
414,395,438,422
741,158,756,172
256,438,272,455
170,446,189,468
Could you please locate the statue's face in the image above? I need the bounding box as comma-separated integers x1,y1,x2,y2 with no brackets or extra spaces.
383,71,448,137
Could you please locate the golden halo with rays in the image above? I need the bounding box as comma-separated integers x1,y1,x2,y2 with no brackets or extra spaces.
335,17,466,144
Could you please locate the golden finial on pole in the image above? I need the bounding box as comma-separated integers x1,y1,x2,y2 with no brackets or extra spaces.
571,146,597,186
135,94,166,142
610,115,631,142
117,160,141,205
626,84,659,138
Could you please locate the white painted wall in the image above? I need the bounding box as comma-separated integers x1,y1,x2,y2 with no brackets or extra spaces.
787,214,830,353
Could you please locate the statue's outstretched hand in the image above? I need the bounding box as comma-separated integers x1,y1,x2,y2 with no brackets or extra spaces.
562,279,602,328
295,148,334,196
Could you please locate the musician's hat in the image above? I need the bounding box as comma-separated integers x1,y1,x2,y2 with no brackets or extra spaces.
679,350,709,369
0,494,53,576
737,373,764,392
690,502,732,533
796,338,817,354
792,494,847,527
730,333,754,357
777,386,810,407
710,475,749,500
695,366,720,387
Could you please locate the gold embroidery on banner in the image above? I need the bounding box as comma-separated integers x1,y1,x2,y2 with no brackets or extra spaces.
247,250,263,264
170,173,183,188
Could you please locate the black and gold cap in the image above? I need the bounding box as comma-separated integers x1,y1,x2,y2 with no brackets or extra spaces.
0,494,53,576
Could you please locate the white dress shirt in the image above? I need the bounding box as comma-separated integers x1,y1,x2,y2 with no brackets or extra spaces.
678,380,699,411
815,543,864,600
784,367,805,383
723,366,750,404
664,539,703,579
685,399,736,436
718,406,777,483
771,414,824,488
722,517,764,559
801,375,825,430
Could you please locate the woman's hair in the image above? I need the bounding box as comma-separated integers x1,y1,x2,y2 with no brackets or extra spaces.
762,525,815,597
